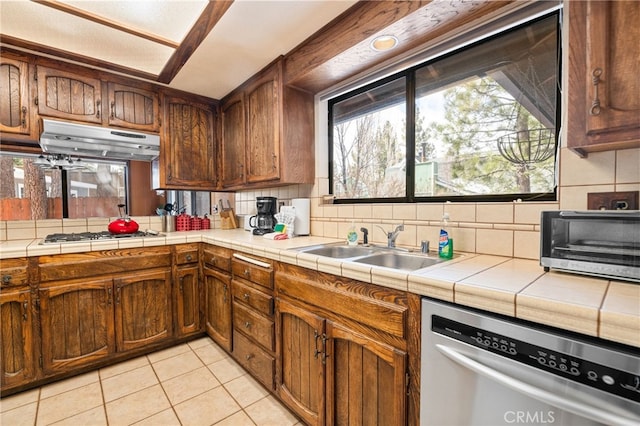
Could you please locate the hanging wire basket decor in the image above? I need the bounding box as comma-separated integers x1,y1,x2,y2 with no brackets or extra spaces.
497,127,555,166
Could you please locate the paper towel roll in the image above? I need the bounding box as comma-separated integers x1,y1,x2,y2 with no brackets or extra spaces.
292,198,310,236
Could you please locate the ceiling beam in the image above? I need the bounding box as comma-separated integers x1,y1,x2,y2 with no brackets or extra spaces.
157,0,234,84
31,0,180,48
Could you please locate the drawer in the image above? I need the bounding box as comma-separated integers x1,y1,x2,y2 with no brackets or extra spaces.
203,246,231,272
232,254,273,289
175,244,199,265
232,280,273,316
233,330,275,391
0,258,29,287
233,302,275,351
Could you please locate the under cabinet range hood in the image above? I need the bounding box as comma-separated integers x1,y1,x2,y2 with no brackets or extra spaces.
39,119,160,161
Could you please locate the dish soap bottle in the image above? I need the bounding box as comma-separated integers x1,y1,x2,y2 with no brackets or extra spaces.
347,222,358,246
438,213,453,259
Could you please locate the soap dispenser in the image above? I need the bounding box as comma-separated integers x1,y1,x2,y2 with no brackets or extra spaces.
347,222,358,246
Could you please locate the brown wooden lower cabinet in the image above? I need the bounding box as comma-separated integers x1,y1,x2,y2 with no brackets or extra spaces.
203,266,232,351
175,265,201,337
276,298,407,426
0,287,35,389
39,278,115,375
114,269,172,352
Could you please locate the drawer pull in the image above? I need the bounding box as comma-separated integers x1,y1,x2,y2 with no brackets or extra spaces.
243,293,250,301
233,253,270,268
2,274,12,284
186,254,193,262
22,300,28,321
244,321,251,329
210,257,217,265
243,269,251,278
245,354,254,361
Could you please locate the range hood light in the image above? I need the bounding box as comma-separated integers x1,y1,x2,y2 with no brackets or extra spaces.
34,155,50,167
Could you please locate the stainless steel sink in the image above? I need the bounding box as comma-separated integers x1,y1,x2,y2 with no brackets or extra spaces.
299,245,379,259
354,252,444,271
295,243,449,271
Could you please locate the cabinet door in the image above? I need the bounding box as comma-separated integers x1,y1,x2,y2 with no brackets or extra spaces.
114,269,171,352
325,320,407,426
163,97,217,189
107,82,159,132
246,68,281,184
277,299,325,426
585,2,640,135
36,65,102,124
175,266,201,337
0,289,34,388
0,58,31,136
203,266,232,351
39,279,114,375
220,92,246,188
568,1,640,154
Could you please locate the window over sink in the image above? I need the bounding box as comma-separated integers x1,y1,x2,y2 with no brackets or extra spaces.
328,10,561,203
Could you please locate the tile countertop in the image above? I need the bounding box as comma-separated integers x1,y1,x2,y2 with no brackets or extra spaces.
1,229,638,348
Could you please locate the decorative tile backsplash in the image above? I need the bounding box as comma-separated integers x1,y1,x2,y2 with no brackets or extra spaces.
2,148,638,262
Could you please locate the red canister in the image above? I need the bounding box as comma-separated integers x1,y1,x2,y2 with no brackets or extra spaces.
190,215,202,230
201,214,211,230
176,213,191,231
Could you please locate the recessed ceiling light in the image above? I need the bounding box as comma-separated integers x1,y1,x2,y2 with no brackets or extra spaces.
370,35,399,52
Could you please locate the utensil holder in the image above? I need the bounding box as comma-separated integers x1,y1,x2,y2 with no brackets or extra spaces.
162,215,176,232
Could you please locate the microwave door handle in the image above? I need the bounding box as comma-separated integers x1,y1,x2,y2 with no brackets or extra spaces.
435,344,639,426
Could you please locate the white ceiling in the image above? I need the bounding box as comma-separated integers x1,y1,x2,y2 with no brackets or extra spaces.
0,0,358,99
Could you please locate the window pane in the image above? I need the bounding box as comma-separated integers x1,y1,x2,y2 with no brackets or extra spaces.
0,153,127,220
0,154,61,220
67,161,126,218
414,15,558,197
331,76,406,199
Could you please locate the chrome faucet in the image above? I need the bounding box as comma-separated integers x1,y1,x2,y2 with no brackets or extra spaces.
376,224,404,248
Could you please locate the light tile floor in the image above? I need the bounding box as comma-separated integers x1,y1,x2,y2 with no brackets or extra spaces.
0,337,301,426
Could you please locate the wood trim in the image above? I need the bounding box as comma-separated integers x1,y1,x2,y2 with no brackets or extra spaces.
158,0,235,84
31,0,180,48
283,0,515,93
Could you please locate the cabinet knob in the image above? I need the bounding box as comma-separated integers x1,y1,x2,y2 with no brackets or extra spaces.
211,257,217,265
2,274,11,284
243,293,250,301
244,321,251,329
186,254,193,261
245,354,254,361
243,269,250,278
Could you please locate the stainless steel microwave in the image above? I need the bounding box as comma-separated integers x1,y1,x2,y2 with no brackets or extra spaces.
540,211,640,282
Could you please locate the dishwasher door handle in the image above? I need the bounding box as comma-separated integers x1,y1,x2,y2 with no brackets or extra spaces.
435,344,639,426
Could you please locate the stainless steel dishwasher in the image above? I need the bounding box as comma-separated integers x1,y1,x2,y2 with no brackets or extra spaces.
421,298,640,426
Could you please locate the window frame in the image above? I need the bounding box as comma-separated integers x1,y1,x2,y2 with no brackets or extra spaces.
328,10,562,205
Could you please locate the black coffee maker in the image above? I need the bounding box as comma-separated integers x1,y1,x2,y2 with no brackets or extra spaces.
249,196,277,235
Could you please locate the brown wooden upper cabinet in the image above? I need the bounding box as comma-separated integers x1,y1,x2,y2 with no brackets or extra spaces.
220,57,314,189
157,96,218,190
35,65,102,124
220,91,246,188
568,0,640,155
0,56,34,139
107,82,160,132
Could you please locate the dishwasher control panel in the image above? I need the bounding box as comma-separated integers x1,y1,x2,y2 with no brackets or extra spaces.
432,315,640,403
